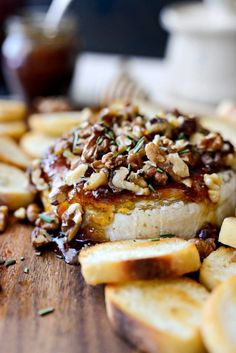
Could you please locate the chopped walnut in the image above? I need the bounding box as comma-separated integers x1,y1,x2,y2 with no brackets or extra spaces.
167,153,189,178
198,132,223,151
61,203,83,241
0,205,8,233
49,185,70,206
84,170,108,191
14,207,26,220
145,142,166,165
26,203,41,223
65,163,88,186
102,152,126,169
128,172,148,188
145,118,168,134
31,227,51,247
112,167,150,195
127,150,145,170
31,160,48,191
35,212,59,231
189,238,216,259
204,173,221,203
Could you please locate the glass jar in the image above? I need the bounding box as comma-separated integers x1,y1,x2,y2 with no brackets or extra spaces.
2,12,79,102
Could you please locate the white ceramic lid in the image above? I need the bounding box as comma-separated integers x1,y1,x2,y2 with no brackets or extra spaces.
161,1,236,34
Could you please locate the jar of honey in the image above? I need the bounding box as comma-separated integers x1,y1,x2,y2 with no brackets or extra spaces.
1,13,79,102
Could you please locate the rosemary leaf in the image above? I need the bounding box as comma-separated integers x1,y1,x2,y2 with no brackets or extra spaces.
148,183,156,193
38,307,55,316
39,214,53,223
133,137,145,154
5,259,16,267
179,149,190,155
156,167,164,174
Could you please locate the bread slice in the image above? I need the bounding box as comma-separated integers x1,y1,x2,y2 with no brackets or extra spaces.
218,217,236,249
0,99,27,122
201,275,236,353
20,132,56,158
0,121,27,139
200,116,236,146
29,109,91,137
0,162,34,210
199,247,236,290
0,136,31,169
79,238,201,285
105,278,208,353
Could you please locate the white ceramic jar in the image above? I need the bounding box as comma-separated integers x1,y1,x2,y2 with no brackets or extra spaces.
161,1,236,104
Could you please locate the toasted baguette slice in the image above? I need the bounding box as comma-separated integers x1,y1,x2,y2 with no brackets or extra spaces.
201,275,236,353
200,247,236,290
79,238,201,285
20,132,56,159
29,109,91,137
0,121,27,139
0,99,27,122
0,163,34,210
200,116,236,146
218,217,236,248
105,278,208,353
0,136,31,169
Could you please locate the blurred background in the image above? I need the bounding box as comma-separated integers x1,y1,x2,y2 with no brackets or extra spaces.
0,0,236,114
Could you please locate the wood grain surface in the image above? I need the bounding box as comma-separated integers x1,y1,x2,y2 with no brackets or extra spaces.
0,222,138,353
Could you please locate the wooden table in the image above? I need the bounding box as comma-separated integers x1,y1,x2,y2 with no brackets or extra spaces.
0,222,137,353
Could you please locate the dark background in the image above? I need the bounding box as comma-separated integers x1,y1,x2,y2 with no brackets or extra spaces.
1,0,201,57
0,0,201,93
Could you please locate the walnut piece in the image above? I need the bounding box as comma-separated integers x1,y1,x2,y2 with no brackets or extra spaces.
198,132,223,151
31,227,51,248
26,203,41,223
189,238,216,259
112,167,150,195
35,212,59,231
65,163,88,186
61,203,83,241
204,173,221,203
14,207,26,220
145,142,166,165
0,205,8,233
167,153,189,178
84,170,108,191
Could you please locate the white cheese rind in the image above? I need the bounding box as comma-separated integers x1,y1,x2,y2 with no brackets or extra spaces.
105,170,236,241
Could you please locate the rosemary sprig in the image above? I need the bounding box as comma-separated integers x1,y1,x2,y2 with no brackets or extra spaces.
39,214,53,223
148,183,156,193
127,135,135,141
150,234,175,241
72,130,80,152
38,307,55,317
156,167,164,174
133,137,145,153
5,259,16,267
96,136,104,145
160,233,175,238
179,149,190,155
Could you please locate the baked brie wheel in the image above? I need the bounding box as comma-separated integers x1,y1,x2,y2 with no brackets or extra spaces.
31,103,236,245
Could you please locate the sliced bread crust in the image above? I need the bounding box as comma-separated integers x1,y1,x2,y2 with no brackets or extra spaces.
200,246,236,290
201,275,236,353
105,278,208,353
79,238,201,285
